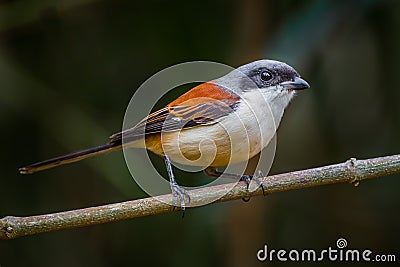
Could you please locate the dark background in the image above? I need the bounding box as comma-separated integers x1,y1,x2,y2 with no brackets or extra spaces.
1,0,399,266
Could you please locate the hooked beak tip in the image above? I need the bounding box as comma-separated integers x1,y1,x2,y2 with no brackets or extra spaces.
280,77,310,91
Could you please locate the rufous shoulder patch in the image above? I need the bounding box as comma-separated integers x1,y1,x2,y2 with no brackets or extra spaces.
168,82,240,107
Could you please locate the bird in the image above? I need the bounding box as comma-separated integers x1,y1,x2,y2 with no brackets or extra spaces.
19,59,310,211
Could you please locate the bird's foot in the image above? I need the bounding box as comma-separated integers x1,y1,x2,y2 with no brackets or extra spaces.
170,181,191,215
203,167,265,202
164,155,190,217
241,170,265,202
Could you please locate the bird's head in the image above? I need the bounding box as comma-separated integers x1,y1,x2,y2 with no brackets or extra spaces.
217,59,309,97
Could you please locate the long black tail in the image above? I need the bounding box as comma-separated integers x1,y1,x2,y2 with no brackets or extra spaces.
19,142,121,174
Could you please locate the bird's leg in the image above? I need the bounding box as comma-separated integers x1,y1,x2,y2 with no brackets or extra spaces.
164,155,190,214
204,167,265,201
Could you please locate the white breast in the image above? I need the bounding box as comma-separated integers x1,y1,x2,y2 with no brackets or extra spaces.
158,88,294,167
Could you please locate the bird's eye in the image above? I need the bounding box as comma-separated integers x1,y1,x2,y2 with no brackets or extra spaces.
260,71,272,81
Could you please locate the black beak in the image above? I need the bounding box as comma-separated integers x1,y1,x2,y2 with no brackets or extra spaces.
280,77,310,90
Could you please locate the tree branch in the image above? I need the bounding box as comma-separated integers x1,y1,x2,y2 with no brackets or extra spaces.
2,154,400,240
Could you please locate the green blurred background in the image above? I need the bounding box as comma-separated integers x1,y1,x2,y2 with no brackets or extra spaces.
1,0,399,266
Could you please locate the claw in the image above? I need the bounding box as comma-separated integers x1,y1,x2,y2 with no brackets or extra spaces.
253,170,266,196
240,175,251,202
240,171,266,202
241,175,251,189
242,197,250,202
171,181,190,213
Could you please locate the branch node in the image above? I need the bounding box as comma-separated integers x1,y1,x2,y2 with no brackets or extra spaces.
346,157,361,186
